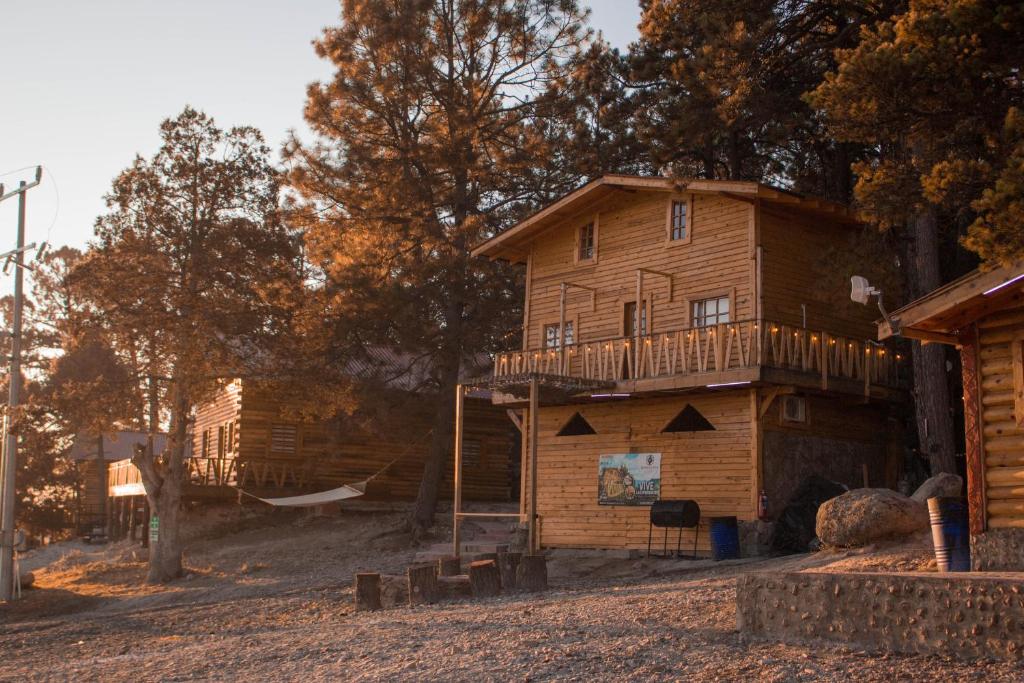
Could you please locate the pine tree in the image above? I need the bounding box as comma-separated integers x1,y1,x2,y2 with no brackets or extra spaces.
287,0,589,535
76,107,299,582
809,0,1024,474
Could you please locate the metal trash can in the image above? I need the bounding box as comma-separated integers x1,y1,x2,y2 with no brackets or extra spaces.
928,496,970,572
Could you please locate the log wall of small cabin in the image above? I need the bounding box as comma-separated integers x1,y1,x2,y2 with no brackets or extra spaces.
524,191,754,349
529,391,756,552
758,208,877,339
237,385,515,502
759,394,894,513
77,460,106,521
976,304,1024,531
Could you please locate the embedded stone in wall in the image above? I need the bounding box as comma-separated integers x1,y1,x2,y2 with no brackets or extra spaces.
737,571,1024,662
972,529,1024,572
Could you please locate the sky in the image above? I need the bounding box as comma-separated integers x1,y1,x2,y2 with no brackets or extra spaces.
0,1,641,261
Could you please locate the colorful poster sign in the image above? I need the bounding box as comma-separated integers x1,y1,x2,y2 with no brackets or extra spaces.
598,453,661,505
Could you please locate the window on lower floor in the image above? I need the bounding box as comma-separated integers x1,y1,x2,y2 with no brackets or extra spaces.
691,296,730,328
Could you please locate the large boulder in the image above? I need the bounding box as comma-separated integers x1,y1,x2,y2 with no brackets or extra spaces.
816,488,928,548
910,473,963,503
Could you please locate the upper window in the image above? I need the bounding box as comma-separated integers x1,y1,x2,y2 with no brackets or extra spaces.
692,296,730,328
577,222,595,262
670,200,688,241
544,321,574,349
666,196,692,244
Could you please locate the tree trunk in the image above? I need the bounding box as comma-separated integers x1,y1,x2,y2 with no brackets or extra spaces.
910,205,957,475
355,572,382,611
468,559,501,597
96,434,106,534
136,380,186,584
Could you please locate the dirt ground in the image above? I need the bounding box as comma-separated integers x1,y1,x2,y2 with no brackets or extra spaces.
1,506,1019,682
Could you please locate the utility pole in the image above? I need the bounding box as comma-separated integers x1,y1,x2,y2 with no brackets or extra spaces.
0,167,42,601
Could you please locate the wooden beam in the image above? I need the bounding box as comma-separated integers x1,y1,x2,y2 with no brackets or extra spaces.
505,409,523,432
527,378,540,554
895,326,961,346
452,384,465,557
757,386,795,420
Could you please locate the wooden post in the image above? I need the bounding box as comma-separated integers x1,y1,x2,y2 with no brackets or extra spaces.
635,269,644,373
407,563,439,605
516,554,548,592
469,559,502,598
497,550,521,590
519,408,528,520
527,378,539,554
438,555,461,577
960,324,987,535
559,282,566,374
452,384,465,558
355,572,382,611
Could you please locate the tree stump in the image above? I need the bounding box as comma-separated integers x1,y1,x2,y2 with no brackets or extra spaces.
516,554,548,592
469,560,502,598
472,552,499,564
438,575,472,600
354,572,382,611
407,563,439,605
497,551,521,590
438,555,461,577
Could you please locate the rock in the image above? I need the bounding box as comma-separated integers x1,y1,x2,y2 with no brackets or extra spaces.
910,473,963,503
816,488,928,548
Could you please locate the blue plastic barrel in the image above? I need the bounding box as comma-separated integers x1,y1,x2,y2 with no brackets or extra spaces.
928,497,970,572
710,516,740,561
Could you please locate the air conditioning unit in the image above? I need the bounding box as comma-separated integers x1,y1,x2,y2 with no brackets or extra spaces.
781,395,807,424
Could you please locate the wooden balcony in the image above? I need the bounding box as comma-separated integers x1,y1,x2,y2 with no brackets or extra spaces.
491,319,905,402
107,455,240,499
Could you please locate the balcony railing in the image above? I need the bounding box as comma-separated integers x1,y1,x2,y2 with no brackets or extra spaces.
493,319,903,391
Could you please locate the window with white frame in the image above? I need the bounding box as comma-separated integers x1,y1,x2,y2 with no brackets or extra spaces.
691,296,730,327
544,321,574,348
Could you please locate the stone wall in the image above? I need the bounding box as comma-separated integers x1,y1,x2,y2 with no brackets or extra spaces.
972,529,1024,572
737,571,1024,661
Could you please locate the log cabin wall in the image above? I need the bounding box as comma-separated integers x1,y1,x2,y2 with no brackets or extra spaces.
524,191,754,349
234,383,515,501
191,381,243,485
77,459,105,523
758,208,878,340
975,304,1024,533
528,391,756,552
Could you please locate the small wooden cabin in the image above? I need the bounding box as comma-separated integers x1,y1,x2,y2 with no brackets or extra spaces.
879,261,1024,571
190,378,517,503
460,175,906,555
69,431,167,533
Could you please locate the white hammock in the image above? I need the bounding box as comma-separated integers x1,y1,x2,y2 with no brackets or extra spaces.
241,481,367,507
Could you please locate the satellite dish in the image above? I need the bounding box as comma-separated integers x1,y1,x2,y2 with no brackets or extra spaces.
850,275,877,305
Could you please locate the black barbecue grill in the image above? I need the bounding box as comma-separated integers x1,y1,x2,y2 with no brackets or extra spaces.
647,499,701,558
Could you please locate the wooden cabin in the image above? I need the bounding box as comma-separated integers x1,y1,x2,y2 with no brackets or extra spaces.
879,261,1024,571
458,175,906,555
188,378,517,502
69,431,167,534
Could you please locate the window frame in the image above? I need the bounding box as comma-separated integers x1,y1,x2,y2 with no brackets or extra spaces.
621,298,652,338
665,194,694,246
270,423,299,454
542,317,577,350
573,214,599,265
687,291,734,329
779,395,810,427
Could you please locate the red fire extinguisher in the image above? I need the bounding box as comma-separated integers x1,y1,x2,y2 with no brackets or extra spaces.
758,489,769,521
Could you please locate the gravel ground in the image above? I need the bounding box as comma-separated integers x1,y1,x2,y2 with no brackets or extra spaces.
1,508,1020,682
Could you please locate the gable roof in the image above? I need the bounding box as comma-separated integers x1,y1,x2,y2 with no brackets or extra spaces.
472,175,860,263
878,261,1024,343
